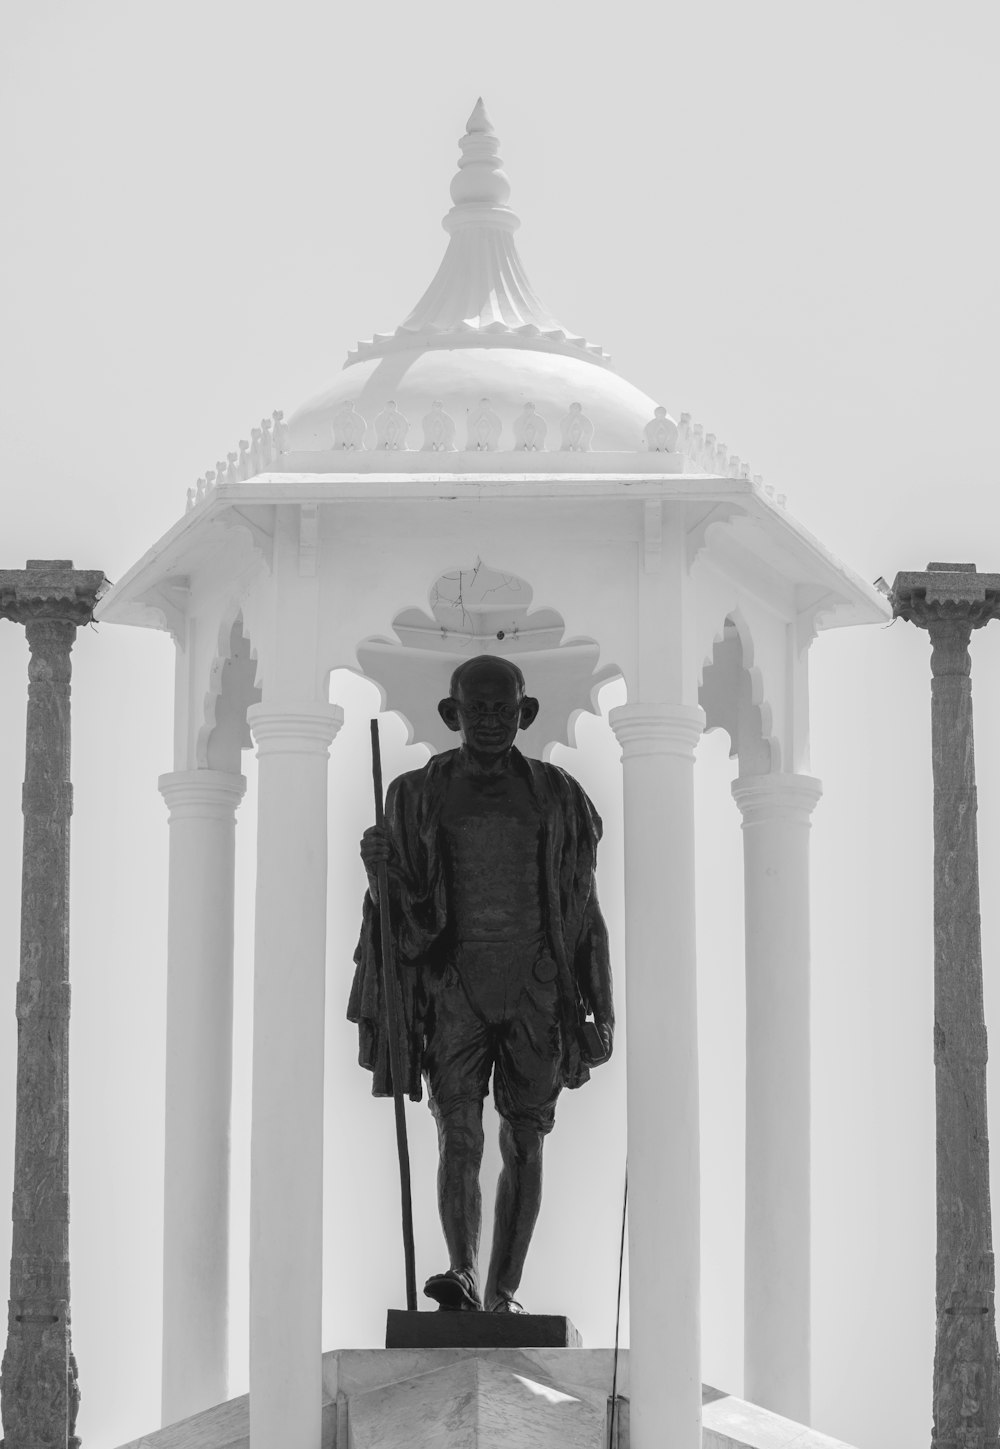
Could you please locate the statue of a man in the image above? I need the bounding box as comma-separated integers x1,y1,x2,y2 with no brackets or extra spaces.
349,655,615,1314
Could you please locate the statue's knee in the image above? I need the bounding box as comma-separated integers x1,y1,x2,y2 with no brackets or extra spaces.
436,1098,485,1153
502,1119,544,1167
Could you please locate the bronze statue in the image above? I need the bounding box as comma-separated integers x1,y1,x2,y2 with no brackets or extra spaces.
349,655,614,1313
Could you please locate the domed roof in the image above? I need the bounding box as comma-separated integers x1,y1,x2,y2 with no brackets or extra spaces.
285,102,673,459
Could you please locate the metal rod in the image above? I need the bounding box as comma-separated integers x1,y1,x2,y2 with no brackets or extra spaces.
609,1164,628,1449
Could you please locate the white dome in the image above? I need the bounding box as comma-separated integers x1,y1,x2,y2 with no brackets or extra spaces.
284,100,671,461
286,345,659,455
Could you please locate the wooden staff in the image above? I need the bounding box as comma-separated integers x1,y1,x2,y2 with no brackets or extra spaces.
370,718,418,1311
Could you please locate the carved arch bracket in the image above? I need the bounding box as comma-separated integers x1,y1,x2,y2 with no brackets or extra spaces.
699,611,778,776
132,578,191,645
685,503,746,571
795,591,854,653
197,608,262,772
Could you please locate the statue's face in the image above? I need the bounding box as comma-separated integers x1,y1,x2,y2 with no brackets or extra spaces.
455,672,523,757
438,663,539,759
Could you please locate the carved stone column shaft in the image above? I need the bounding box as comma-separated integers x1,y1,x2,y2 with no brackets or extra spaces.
928,615,998,1449
0,561,105,1449
5,622,75,1448
893,564,1000,1449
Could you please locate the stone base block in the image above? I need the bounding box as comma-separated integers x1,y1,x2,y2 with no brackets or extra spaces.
111,1347,861,1449
385,1308,582,1349
347,1351,608,1449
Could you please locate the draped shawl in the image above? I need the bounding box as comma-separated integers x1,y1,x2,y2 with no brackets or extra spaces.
347,747,613,1101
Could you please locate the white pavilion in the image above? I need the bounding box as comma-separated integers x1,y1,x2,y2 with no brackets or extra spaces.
98,101,887,1449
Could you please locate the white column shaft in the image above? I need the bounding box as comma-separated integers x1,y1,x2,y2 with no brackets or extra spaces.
158,769,246,1425
610,703,705,1449
247,703,342,1449
733,771,822,1423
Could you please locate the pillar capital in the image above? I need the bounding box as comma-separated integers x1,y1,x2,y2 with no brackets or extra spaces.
892,563,1000,627
247,701,344,757
891,563,1000,679
158,769,247,821
732,772,823,827
608,702,705,759
0,560,107,627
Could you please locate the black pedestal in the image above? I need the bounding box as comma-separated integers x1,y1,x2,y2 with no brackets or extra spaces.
386,1309,582,1349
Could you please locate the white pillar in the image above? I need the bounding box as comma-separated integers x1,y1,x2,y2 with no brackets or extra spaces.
246,702,343,1449
157,768,246,1425
609,702,705,1449
731,771,822,1423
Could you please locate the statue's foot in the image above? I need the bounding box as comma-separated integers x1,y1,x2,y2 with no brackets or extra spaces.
423,1268,482,1312
485,1292,526,1314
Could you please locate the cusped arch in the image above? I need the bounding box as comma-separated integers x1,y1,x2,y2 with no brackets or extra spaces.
354,558,621,758
698,608,778,775
197,607,262,772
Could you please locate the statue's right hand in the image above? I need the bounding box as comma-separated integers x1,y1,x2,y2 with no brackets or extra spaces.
360,825,393,900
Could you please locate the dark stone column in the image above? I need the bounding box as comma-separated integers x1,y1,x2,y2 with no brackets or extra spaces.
0,562,105,1449
893,563,1000,1449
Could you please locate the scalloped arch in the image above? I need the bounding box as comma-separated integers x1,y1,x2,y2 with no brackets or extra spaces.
196,606,262,772
352,559,621,758
698,608,778,775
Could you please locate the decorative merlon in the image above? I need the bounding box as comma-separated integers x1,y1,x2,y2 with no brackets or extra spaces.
183,399,686,510
187,410,288,512
466,398,502,451
675,411,784,506
560,402,593,452
177,396,792,509
422,401,457,452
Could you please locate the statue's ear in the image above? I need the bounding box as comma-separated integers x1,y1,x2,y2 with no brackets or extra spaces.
519,696,540,730
438,696,463,732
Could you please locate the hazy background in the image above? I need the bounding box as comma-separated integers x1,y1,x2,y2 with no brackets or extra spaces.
2,3,999,1445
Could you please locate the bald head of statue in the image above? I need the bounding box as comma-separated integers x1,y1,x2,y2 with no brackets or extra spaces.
438,654,540,764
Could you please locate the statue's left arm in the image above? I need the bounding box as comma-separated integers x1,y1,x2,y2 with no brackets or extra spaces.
561,770,615,1059
575,881,615,1058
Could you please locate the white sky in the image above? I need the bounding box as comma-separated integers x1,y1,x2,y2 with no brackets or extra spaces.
1,3,999,1447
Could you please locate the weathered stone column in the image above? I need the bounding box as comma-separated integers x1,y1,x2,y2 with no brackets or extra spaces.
609,701,705,1449
0,560,105,1449
732,770,822,1424
892,562,1000,1449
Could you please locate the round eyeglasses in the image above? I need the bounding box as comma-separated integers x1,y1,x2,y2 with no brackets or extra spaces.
458,701,521,725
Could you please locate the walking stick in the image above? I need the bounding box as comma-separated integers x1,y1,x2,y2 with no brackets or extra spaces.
370,719,418,1311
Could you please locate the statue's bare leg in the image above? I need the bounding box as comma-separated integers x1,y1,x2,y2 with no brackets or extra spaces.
433,1099,485,1302
484,1118,544,1309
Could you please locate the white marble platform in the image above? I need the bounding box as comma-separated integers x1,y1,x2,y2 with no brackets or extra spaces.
114,1348,858,1449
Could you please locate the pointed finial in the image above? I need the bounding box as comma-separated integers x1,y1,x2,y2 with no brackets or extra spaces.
467,97,492,132
444,99,518,235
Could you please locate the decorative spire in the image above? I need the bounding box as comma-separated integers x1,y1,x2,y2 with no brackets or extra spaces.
345,102,610,368
444,99,515,232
